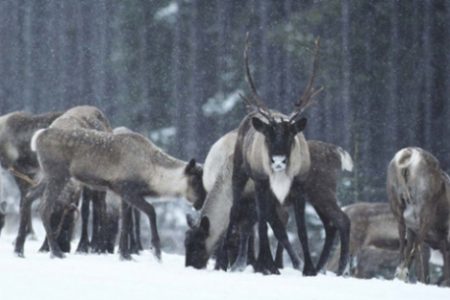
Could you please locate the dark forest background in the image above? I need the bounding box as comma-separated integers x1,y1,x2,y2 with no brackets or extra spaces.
0,0,449,205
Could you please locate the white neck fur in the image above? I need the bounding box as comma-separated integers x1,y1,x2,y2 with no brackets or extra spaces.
270,171,292,204
153,165,188,198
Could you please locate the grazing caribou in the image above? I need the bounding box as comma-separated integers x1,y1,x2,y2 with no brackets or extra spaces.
33,119,205,259
185,130,352,275
0,111,62,239
387,147,450,286
327,202,402,278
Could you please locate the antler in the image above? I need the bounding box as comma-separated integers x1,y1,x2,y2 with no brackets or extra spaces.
290,38,323,122
239,33,274,123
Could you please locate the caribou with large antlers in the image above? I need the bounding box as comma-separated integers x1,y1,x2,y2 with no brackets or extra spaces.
387,147,450,286
185,130,352,274
222,36,350,275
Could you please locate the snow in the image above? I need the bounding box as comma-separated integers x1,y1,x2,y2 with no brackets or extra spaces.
0,232,449,300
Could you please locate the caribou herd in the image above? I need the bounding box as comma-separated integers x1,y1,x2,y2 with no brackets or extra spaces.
0,38,449,288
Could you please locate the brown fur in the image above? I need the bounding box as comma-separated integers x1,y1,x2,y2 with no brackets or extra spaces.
327,202,399,278
34,110,204,259
0,110,62,254
0,111,62,172
14,106,110,256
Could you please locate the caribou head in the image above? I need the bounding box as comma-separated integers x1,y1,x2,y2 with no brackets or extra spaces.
184,159,207,210
185,214,210,269
241,35,322,174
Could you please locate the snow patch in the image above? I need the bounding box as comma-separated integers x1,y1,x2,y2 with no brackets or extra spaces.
0,230,449,300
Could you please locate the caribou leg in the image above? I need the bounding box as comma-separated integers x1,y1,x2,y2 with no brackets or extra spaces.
274,243,284,269
214,236,229,271
247,229,256,267
127,206,140,254
16,178,36,239
315,200,337,271
395,228,416,281
314,208,338,272
91,191,107,253
14,186,41,257
253,181,279,275
414,210,433,284
293,192,316,275
122,192,161,261
311,194,350,276
230,196,257,271
266,197,301,271
76,189,91,253
133,208,143,251
273,202,290,269
118,200,132,260
224,167,251,271
40,178,67,258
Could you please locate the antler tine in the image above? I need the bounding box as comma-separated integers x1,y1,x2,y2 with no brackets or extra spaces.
243,32,273,122
291,38,323,120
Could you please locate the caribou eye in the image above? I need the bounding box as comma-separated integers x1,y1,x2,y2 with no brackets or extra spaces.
282,157,287,163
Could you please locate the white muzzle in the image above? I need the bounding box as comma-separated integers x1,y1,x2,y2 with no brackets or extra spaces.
271,155,287,172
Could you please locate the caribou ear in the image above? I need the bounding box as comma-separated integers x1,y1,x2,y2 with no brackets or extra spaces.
186,214,196,228
252,117,269,134
199,216,210,232
291,117,307,134
185,159,196,174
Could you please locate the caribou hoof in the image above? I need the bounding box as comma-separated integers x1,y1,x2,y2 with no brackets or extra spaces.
76,241,90,253
254,259,280,275
120,253,133,261
230,259,248,272
50,251,65,259
302,265,317,276
15,250,25,258
152,247,162,262
395,266,409,282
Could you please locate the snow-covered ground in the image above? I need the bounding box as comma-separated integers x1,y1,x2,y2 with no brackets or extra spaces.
0,232,449,300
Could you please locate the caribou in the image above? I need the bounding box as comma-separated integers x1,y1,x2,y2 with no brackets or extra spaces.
32,116,206,259
220,36,350,275
387,147,450,286
327,202,402,279
0,111,62,240
185,130,352,275
14,105,112,257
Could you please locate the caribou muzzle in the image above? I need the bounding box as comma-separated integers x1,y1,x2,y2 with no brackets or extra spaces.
271,155,287,172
